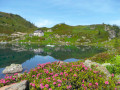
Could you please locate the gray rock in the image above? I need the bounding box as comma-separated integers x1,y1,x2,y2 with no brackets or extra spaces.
5,80,29,90
108,30,116,39
3,64,23,74
84,60,111,78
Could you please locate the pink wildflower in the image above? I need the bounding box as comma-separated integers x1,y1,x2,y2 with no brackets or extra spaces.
30,83,32,86
14,73,18,75
76,69,79,71
46,77,51,80
67,85,72,89
53,82,56,85
12,78,15,80
67,86,69,89
82,84,84,87
32,75,35,77
58,84,61,87
54,74,58,77
40,83,43,86
84,67,88,70
64,65,67,67
50,73,53,75
57,79,62,83
40,83,44,89
84,86,87,90
37,67,40,69
89,83,92,86
45,84,49,88
82,80,84,83
95,82,98,86
65,73,68,77
28,72,30,74
105,81,109,84
112,73,114,77
53,78,56,81
47,80,50,82
81,70,83,72
32,83,35,87
45,71,49,74
93,71,97,73
73,74,77,77
52,75,55,78
60,72,63,75
49,88,52,90
69,85,72,88
40,85,44,89
64,72,67,74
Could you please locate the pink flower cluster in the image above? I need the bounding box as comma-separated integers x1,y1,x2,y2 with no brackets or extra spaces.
0,61,118,90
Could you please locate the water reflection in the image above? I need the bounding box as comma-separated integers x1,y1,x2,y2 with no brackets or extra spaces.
0,44,107,78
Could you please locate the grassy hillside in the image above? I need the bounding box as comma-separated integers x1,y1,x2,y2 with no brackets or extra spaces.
0,12,37,34
20,23,119,45
0,12,119,44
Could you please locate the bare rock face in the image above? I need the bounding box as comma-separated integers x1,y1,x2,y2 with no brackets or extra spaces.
108,30,116,39
2,64,23,74
84,60,111,78
2,80,29,90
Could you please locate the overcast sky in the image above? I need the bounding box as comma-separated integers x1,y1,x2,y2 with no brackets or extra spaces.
0,0,120,27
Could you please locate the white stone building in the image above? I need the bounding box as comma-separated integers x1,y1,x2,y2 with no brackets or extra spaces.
33,30,44,37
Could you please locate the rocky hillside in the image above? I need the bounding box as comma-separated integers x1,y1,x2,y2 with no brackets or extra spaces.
0,12,37,34
34,23,120,44
0,12,120,43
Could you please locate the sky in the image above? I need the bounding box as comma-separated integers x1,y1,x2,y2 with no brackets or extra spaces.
0,0,120,27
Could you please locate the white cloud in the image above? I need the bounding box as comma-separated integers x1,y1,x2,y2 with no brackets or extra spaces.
35,20,53,27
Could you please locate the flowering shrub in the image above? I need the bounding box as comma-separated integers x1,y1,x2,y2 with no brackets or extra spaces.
0,61,119,90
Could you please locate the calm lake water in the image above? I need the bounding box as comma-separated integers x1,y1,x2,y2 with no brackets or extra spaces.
0,44,107,78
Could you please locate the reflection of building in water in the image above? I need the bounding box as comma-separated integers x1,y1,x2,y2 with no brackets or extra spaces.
82,48,85,51
33,48,44,54
47,52,52,55
55,47,61,51
11,47,27,52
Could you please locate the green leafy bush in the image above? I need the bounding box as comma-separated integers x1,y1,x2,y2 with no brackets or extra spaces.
106,65,120,75
106,55,120,75
89,52,114,63
0,61,118,90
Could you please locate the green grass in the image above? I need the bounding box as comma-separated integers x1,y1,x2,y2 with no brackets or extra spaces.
0,12,37,34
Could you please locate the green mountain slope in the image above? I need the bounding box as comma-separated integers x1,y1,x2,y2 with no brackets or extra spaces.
0,12,37,34
35,23,110,44
0,12,120,44
22,23,119,45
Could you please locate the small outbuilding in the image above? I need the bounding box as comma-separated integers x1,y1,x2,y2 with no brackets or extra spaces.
33,30,44,37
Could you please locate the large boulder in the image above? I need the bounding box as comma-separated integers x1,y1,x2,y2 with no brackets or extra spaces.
2,64,23,74
108,30,116,39
0,80,29,90
84,60,111,78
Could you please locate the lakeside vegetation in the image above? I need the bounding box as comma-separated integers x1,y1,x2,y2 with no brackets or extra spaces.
0,61,120,89
0,12,120,89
